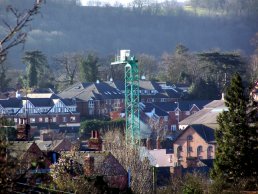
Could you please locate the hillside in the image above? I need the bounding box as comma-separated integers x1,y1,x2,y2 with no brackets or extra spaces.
1,0,258,68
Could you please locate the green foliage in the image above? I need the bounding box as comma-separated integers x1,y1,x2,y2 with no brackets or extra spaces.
79,53,99,82
182,173,208,194
80,119,125,138
197,51,247,88
188,78,220,100
0,63,11,92
211,73,258,189
22,50,53,88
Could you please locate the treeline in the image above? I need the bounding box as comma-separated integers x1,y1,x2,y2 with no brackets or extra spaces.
0,0,257,69
2,42,257,101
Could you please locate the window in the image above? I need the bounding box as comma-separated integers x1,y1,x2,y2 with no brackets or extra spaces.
208,146,213,152
63,117,67,122
164,116,168,121
52,117,56,122
70,116,76,122
14,118,18,123
177,146,182,152
88,100,94,108
39,117,43,122
185,111,190,115
187,146,193,152
187,135,193,141
45,117,49,123
171,125,177,131
197,146,203,155
30,118,35,123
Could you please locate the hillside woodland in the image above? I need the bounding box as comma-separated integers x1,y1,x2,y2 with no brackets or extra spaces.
0,0,258,95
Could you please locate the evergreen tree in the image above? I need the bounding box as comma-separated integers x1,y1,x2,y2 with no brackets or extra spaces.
212,73,258,188
22,50,52,88
27,62,38,88
79,53,98,82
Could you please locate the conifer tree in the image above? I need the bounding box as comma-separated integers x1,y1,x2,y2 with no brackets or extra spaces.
212,73,258,188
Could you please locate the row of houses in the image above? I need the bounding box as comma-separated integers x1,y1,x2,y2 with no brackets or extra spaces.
0,93,80,128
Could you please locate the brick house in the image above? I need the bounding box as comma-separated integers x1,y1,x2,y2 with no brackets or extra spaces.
8,141,51,168
58,80,185,118
62,151,128,190
139,100,211,139
172,124,216,168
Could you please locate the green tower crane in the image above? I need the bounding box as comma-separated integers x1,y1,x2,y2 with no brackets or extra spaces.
111,50,140,145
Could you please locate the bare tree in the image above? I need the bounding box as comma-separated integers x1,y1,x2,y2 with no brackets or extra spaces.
103,129,153,194
53,52,82,90
0,0,43,64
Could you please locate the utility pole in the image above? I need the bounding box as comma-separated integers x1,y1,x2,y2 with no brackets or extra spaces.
111,50,140,145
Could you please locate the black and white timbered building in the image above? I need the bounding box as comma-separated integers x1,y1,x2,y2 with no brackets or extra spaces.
0,95,79,127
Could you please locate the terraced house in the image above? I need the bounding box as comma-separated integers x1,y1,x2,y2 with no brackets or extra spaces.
0,94,79,128
58,80,184,118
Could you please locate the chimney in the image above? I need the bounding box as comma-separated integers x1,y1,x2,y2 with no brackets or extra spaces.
221,93,225,100
84,154,94,176
156,136,161,149
91,130,94,139
95,131,99,139
146,138,151,150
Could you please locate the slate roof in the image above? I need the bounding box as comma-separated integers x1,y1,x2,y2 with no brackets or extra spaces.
164,88,181,98
0,98,22,108
8,141,41,159
152,102,177,112
58,82,124,101
177,100,211,111
108,80,124,91
141,103,169,117
139,80,162,91
190,124,215,143
174,124,215,143
179,100,226,125
35,139,72,152
150,100,211,113
28,98,53,107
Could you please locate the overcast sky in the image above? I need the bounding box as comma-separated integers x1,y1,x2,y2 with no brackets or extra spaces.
80,0,187,6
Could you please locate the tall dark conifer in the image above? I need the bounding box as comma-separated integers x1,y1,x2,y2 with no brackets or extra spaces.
212,73,258,187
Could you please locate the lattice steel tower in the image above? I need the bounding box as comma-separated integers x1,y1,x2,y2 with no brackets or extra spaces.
111,50,140,145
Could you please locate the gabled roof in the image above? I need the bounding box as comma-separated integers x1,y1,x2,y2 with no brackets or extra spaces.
35,139,72,152
139,80,162,92
177,100,212,111
62,151,127,176
8,141,43,159
58,82,124,101
179,100,226,125
141,103,169,117
174,124,215,143
164,88,181,98
28,98,53,107
108,80,124,91
152,102,177,112
190,124,215,143
0,98,22,108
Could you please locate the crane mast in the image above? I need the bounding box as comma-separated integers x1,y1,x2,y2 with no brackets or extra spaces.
111,50,140,145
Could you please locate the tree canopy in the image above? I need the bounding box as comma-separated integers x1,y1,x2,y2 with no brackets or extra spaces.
212,73,258,189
